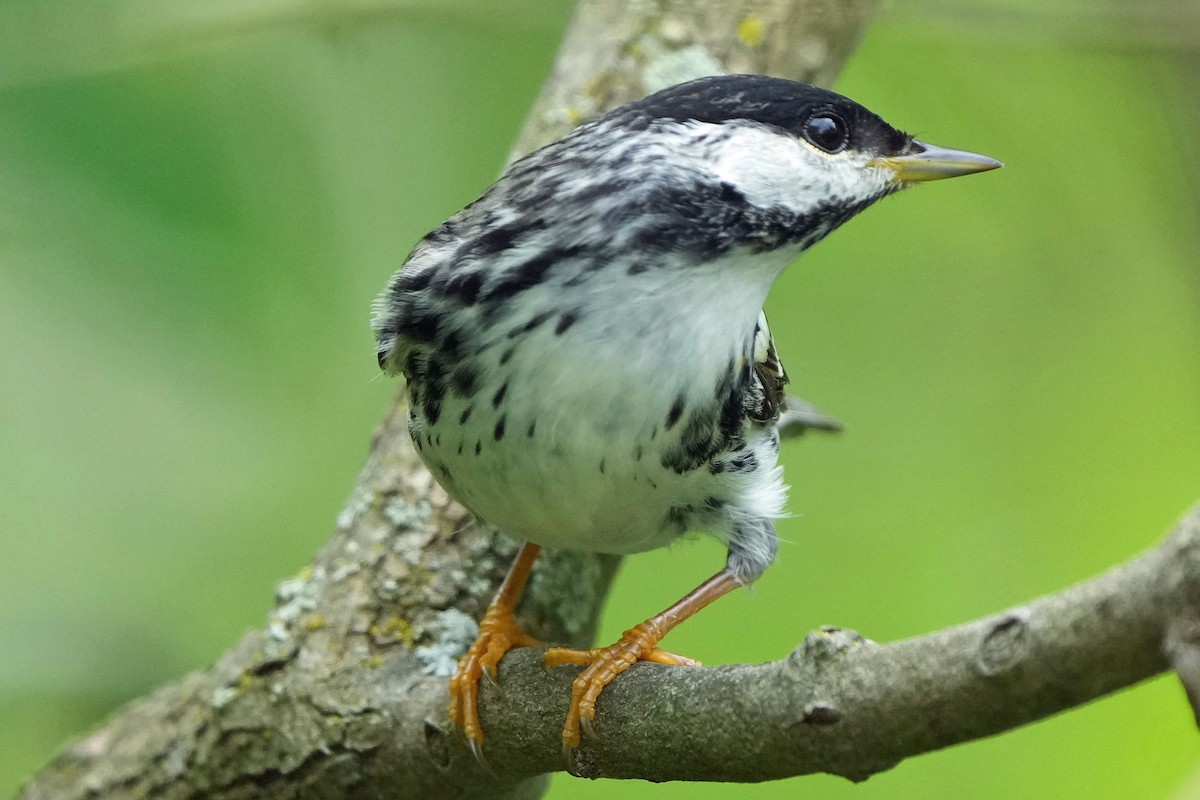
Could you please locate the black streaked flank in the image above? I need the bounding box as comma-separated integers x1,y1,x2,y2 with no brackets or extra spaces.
439,271,484,305
709,452,757,475
388,267,433,295
483,246,584,303
403,351,422,378
665,395,686,429
554,312,578,335
508,311,555,339
393,311,439,344
664,506,688,530
469,220,544,258
439,328,463,361
421,219,458,246
404,352,447,426
662,402,723,474
719,390,743,440
421,394,443,427
494,415,507,441
450,365,478,396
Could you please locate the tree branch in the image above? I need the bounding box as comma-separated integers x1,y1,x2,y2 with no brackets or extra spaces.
19,1,882,798
484,505,1200,781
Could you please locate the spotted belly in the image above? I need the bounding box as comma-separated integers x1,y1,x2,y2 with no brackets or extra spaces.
407,383,784,556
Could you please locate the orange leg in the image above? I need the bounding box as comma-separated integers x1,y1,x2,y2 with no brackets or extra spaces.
544,568,741,749
449,542,542,757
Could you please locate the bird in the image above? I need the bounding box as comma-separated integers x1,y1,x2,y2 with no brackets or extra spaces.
371,74,1000,759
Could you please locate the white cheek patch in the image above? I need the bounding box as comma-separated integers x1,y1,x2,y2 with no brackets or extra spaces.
699,124,892,217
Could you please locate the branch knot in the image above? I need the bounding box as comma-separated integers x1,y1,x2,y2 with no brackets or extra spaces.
976,610,1031,676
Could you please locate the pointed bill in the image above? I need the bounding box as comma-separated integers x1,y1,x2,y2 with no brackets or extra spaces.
870,141,1003,183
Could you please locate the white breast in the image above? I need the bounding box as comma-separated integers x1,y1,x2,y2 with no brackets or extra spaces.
415,248,794,555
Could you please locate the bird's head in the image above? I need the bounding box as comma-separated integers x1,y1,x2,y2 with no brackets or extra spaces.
518,74,1001,260
652,76,997,206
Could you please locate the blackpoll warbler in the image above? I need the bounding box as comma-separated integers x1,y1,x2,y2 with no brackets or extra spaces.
373,74,1000,758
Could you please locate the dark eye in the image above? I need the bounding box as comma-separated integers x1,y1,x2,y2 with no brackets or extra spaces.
801,113,849,153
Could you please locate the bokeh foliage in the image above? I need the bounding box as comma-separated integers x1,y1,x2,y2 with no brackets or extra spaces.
1,1,1198,797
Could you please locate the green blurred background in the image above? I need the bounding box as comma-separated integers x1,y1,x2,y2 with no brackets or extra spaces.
2,0,1198,797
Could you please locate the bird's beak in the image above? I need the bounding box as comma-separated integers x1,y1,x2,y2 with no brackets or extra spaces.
869,141,1003,183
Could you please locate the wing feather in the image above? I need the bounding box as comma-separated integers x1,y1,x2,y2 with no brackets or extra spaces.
748,311,788,424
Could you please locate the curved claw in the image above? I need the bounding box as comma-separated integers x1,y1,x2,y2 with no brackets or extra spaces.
448,608,542,756
641,650,700,667
545,621,700,749
479,663,500,690
446,542,546,762
579,714,598,742
562,741,578,775
468,735,487,767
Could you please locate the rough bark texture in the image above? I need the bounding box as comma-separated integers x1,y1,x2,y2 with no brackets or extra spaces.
19,1,883,798
510,0,878,157
492,505,1200,782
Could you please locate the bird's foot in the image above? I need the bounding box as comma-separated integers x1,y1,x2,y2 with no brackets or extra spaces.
544,620,700,750
449,604,542,759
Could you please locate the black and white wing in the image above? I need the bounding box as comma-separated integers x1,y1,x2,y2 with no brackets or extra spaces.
748,311,788,425
751,311,842,437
